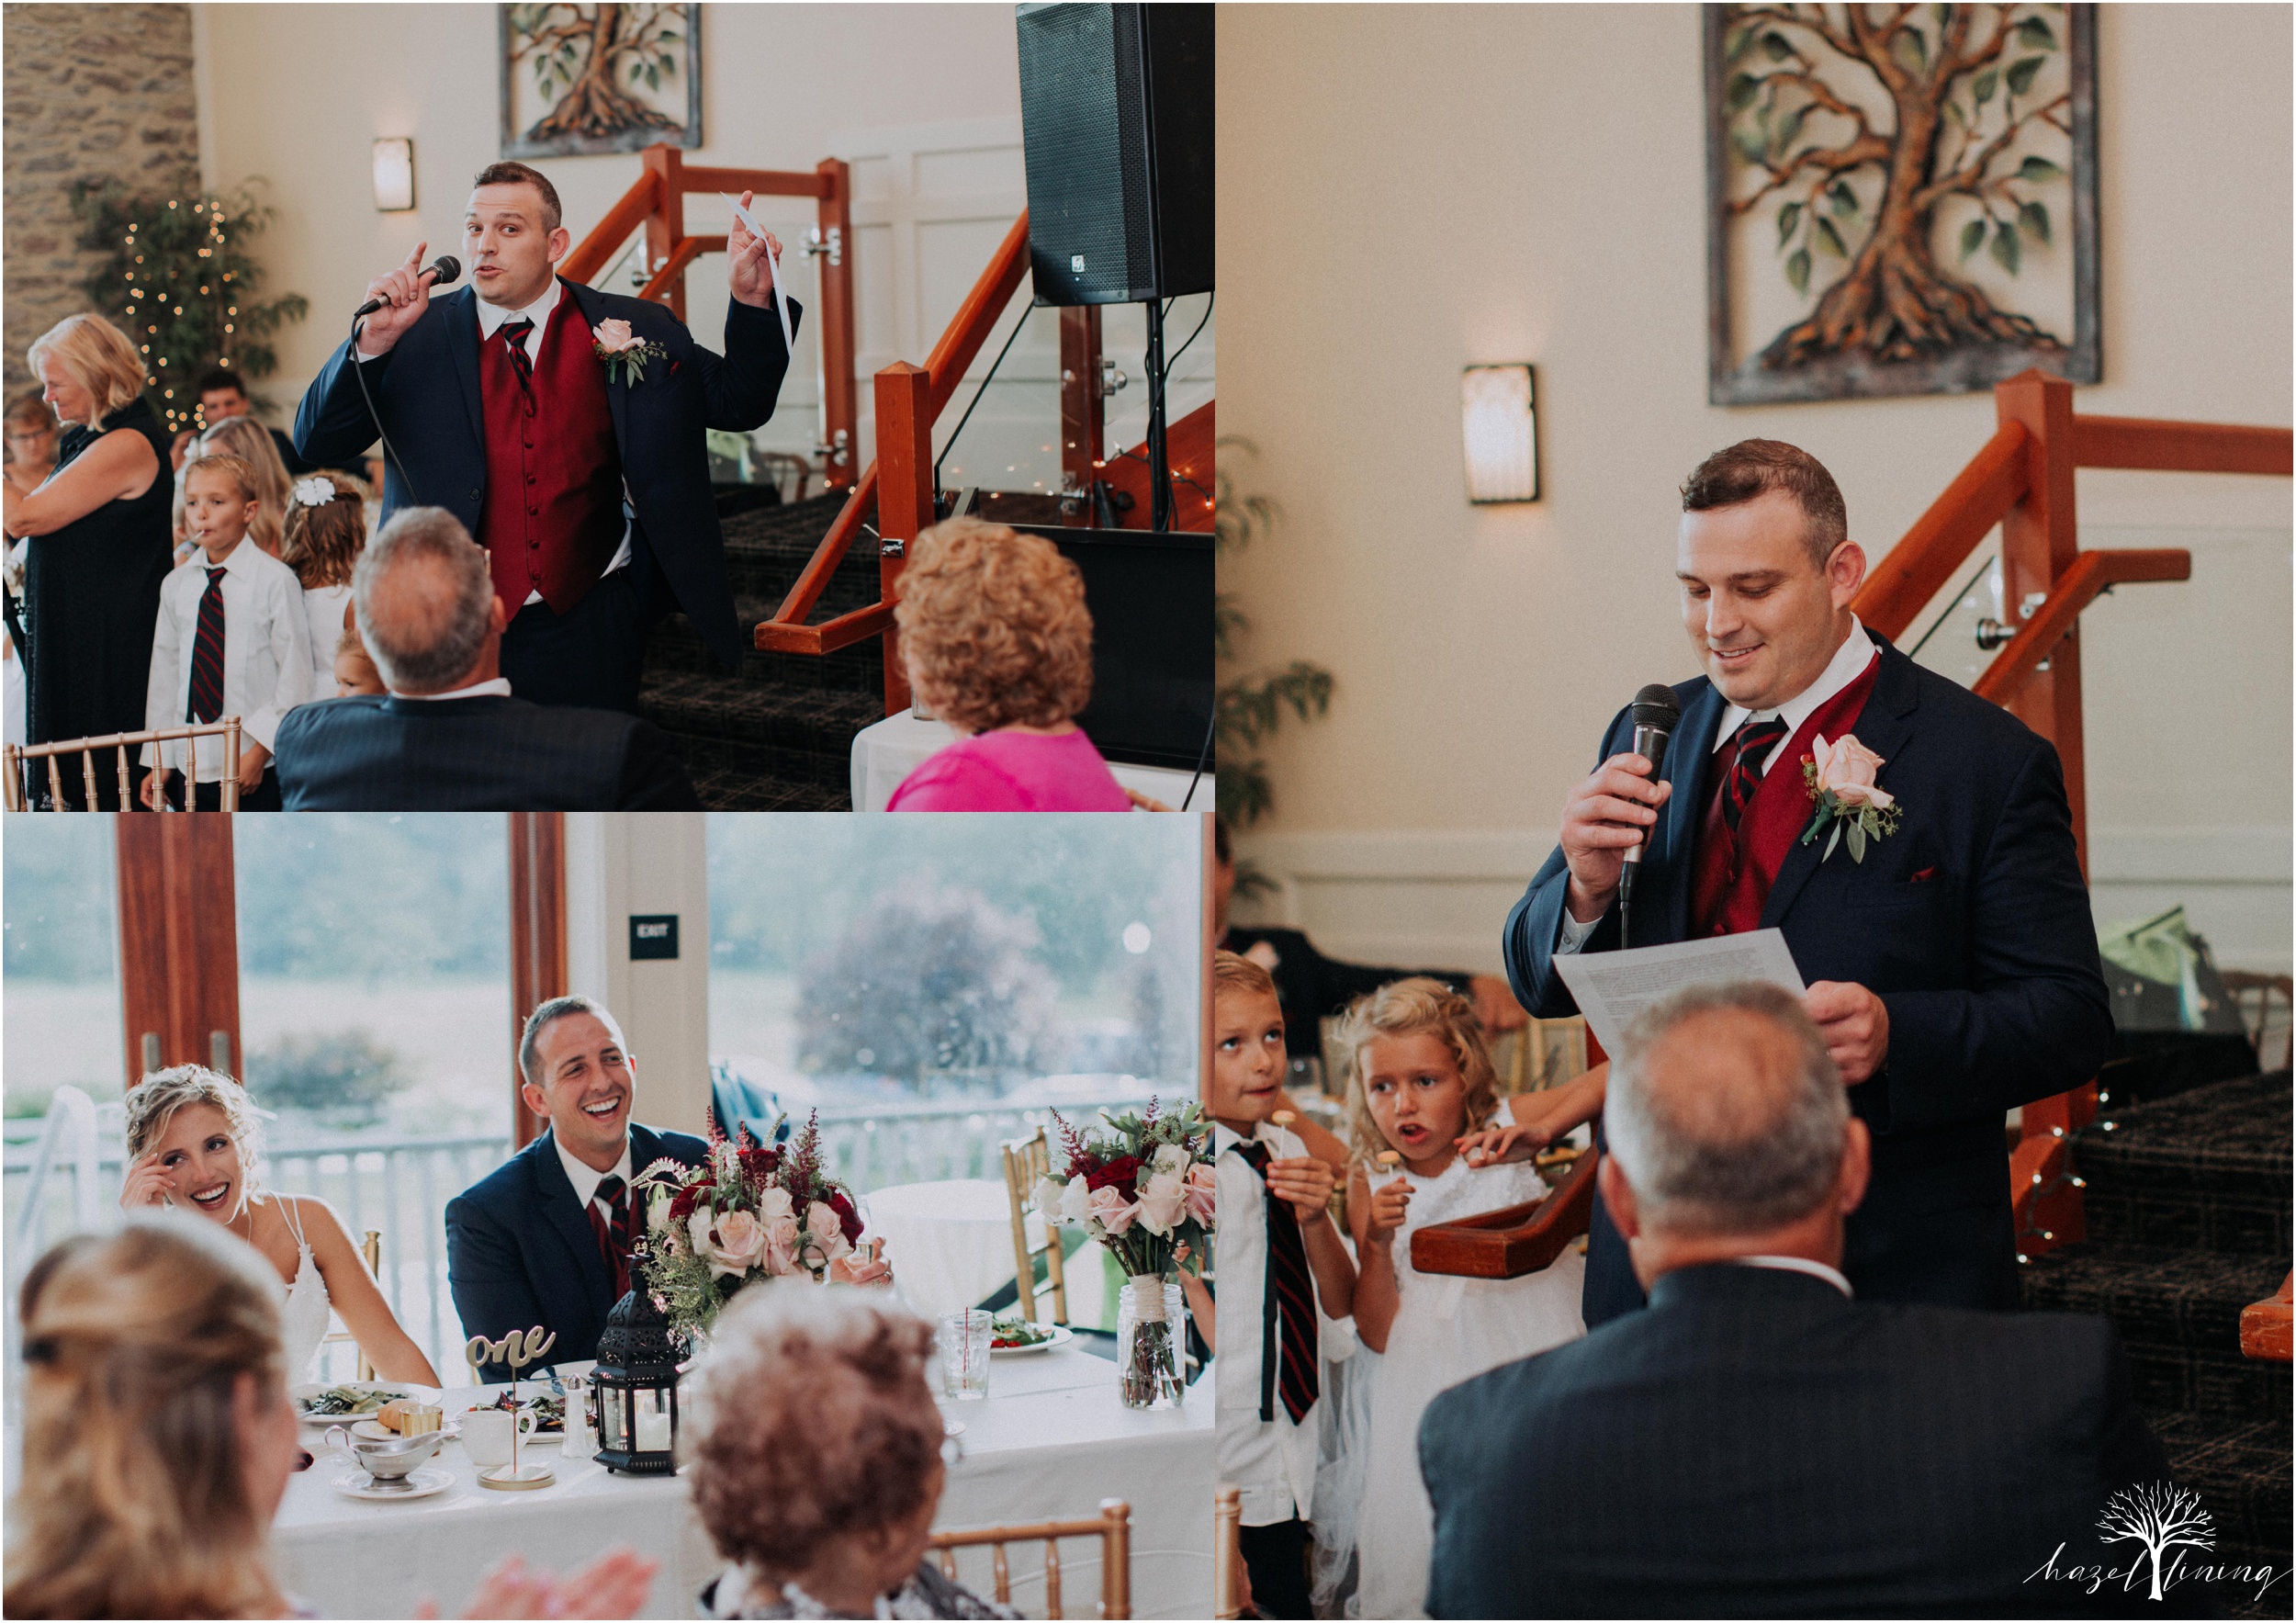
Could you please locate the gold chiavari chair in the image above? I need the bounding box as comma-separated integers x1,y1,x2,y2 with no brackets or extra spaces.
1212,1484,1246,1620
1491,1013,1590,1099
4,717,242,811
319,1229,383,1381
925,1498,1131,1619
1000,1126,1069,1325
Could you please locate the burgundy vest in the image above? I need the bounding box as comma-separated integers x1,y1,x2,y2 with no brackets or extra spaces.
1688,655,1881,939
477,294,624,614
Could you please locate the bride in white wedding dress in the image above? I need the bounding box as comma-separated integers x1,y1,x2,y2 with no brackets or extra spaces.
118,1065,440,1386
1339,981,1586,1620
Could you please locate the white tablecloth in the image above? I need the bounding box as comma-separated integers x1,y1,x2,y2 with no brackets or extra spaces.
868,1178,1031,1323
850,708,1206,812
263,1348,1213,1619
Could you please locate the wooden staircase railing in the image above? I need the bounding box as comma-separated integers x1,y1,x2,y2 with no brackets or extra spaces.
561,142,858,494
1852,369,2292,1260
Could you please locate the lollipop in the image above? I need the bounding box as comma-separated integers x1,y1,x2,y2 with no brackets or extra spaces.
1272,1110,1297,1129
1376,1150,1401,1171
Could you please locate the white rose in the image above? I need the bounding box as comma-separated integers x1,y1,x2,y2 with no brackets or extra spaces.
1034,1176,1071,1223
686,1207,715,1258
647,1186,672,1234
1153,1144,1191,1178
1135,1168,1186,1234
1058,1175,1096,1223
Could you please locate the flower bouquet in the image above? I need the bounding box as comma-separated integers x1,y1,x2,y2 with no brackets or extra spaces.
1036,1099,1216,1408
633,1110,864,1345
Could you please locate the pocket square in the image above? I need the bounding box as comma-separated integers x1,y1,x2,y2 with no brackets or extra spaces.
1908,866,1938,883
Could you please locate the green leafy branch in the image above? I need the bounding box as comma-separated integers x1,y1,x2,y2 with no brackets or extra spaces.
1214,437,1334,829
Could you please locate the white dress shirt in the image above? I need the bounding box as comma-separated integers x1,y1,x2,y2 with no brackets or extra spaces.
1559,616,1878,952
1213,1119,1351,1527
143,538,312,775
393,677,514,702
555,1133,635,1221
365,277,633,598
1731,1254,1854,1296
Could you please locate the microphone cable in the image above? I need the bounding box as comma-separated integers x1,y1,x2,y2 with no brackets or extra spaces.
348,312,422,508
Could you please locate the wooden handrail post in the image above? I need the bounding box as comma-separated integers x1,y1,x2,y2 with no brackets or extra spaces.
816,158,858,492
641,143,686,322
1060,306,1106,513
876,363,933,716
1995,370,2086,872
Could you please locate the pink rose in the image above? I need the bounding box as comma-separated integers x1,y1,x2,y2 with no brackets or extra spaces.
593,317,639,354
1086,1183,1138,1236
1183,1163,1218,1227
705,1209,768,1279
1134,1169,1186,1234
1812,734,1893,810
806,1200,854,1265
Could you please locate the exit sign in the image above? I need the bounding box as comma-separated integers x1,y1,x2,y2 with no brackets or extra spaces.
629,915,679,960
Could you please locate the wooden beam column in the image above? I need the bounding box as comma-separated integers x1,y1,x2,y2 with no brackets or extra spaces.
640,143,686,322
508,812,568,1149
816,158,858,491
1995,370,2087,873
876,362,933,716
115,816,241,1086
1059,306,1105,511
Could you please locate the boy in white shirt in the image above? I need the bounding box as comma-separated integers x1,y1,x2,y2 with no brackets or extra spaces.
142,452,310,808
1210,950,1357,1617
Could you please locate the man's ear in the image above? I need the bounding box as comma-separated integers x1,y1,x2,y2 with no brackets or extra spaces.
488,594,510,636
1828,539,1868,609
520,1078,549,1121
547,225,572,265
1597,1154,1640,1243
1837,1117,1872,1215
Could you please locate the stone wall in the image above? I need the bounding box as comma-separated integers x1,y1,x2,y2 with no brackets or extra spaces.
2,4,199,395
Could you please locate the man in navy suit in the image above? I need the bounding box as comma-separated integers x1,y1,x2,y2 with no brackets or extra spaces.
1422,983,2177,1618
295,160,795,713
1503,440,2111,1324
447,997,714,1375
274,508,701,810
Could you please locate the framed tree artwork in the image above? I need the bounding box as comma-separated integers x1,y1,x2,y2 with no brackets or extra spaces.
1705,5,2098,404
501,4,701,159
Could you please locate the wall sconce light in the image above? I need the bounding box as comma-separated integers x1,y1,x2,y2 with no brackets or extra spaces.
1461,363,1539,503
372,138,416,213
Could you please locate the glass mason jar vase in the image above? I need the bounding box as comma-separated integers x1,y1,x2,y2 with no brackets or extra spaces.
1117,1275,1187,1410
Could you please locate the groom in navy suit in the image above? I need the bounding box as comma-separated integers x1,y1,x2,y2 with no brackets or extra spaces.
296,160,796,713
1503,440,2111,1324
446,997,712,1375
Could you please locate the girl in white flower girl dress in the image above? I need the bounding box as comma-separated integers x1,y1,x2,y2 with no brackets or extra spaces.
1342,978,1587,1619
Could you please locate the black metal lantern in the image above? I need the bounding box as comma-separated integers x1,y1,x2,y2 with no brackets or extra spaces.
591,1287,681,1474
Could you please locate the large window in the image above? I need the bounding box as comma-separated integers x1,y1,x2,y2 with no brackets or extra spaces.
708,814,1203,1187
2,817,124,1119
233,816,512,1378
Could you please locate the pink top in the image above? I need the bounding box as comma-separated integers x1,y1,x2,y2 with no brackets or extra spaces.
887,727,1132,812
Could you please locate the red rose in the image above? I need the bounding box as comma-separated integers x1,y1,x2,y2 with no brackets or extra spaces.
667,1186,702,1225
827,1189,864,1245
1085,1155,1142,1193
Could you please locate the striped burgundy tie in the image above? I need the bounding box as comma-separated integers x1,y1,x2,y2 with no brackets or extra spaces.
1235,1140,1319,1424
588,1174,634,1300
499,317,536,393
1721,716,1790,832
186,567,227,725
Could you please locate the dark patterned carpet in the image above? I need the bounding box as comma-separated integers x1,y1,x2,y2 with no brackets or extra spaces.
2020,1053,2292,1615
639,491,883,810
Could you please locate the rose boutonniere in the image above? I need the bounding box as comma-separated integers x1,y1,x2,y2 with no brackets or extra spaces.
592,318,667,388
1799,733,1901,862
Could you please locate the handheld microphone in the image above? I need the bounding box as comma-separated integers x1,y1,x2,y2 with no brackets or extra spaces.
353,254,462,319
1617,682,1681,946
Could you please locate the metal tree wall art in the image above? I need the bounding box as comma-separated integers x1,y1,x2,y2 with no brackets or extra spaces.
501,4,702,158
1705,4,2098,403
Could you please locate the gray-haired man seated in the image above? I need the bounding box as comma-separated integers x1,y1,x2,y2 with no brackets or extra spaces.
1420,982,2196,1618
273,507,699,810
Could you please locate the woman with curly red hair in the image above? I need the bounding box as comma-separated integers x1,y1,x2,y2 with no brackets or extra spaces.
887,518,1131,811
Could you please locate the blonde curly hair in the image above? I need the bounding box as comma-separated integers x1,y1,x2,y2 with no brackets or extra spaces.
280,468,369,589
1341,977,1501,1171
123,1066,268,1204
892,518,1095,734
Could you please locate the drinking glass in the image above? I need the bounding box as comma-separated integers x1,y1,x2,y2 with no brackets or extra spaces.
938,1309,993,1401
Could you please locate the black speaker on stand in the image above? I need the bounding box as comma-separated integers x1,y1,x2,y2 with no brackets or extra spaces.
1017,2,1212,531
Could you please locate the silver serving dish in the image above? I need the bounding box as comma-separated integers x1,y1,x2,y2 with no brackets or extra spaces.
324,1424,445,1492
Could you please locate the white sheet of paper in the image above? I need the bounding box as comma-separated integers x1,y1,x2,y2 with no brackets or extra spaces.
1553,929,1806,1058
724,194,794,353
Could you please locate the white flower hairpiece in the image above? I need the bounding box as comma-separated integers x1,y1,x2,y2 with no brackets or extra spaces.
292,476,338,509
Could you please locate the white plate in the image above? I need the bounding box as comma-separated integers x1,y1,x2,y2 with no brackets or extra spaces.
989,1324,1074,1357
294,1381,441,1427
332,1466,454,1501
